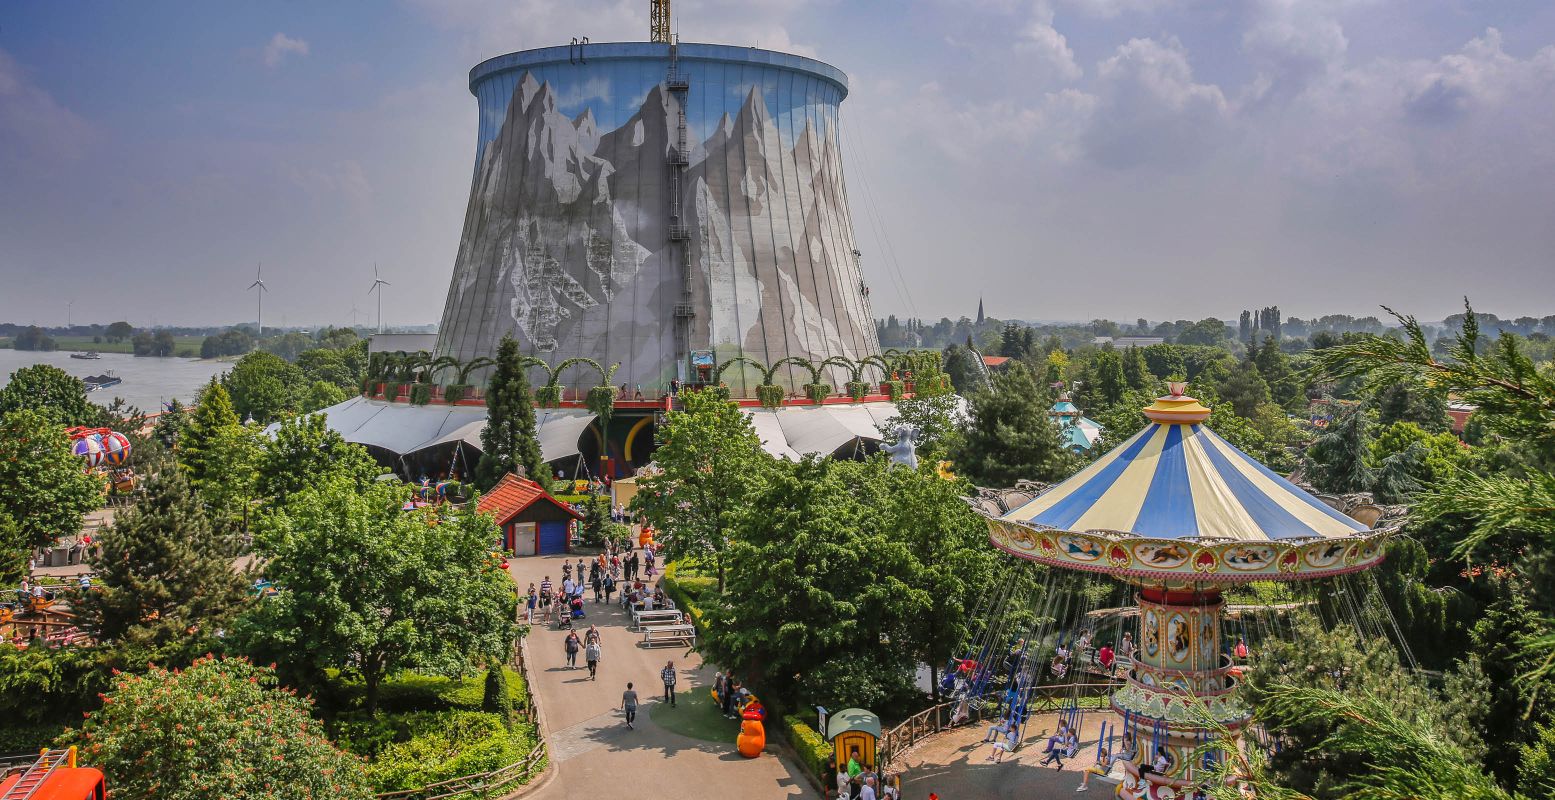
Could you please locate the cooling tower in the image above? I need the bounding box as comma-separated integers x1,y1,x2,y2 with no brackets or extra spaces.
434,42,880,394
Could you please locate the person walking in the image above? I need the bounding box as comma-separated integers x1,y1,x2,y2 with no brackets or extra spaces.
603,573,616,604
525,584,538,623
585,639,602,680
660,660,678,707
622,682,639,729
564,630,581,668
591,570,604,603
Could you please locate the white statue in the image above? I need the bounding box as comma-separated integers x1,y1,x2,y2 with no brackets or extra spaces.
881,424,920,469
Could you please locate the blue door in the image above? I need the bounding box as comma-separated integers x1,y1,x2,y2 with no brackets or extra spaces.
537,521,569,555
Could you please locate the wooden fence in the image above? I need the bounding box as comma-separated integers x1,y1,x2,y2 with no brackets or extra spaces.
879,682,1120,771
374,639,549,800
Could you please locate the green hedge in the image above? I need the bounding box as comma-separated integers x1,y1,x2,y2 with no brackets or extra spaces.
661,561,713,639
783,715,833,786
322,669,540,795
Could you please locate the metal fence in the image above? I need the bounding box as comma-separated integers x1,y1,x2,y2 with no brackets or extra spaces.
878,682,1119,772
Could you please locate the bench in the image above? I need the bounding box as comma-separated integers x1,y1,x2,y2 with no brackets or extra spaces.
633,609,682,629
642,625,696,647
638,614,686,631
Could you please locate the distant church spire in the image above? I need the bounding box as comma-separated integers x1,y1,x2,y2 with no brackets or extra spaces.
976,297,985,326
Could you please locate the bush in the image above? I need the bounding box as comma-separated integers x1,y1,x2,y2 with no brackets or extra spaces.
883,380,905,402
534,385,561,408
757,383,785,409
342,710,533,792
69,656,373,800
661,561,712,638
409,384,432,405
803,383,833,404
782,715,833,786
846,381,870,401
444,384,469,403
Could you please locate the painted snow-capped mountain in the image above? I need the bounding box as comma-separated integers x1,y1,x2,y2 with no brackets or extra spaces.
436,70,878,392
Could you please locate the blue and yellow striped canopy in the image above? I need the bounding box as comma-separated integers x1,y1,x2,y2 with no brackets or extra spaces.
1002,422,1370,542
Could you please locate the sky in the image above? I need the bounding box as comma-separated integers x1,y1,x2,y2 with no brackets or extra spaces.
2,0,1553,329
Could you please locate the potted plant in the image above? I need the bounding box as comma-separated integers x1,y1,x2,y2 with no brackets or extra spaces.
756,383,785,409
803,382,832,404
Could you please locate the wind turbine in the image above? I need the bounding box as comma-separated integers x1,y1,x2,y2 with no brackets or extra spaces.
248,263,269,335
349,303,361,329
367,263,390,334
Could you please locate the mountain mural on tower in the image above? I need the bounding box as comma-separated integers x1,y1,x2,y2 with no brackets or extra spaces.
435,69,879,393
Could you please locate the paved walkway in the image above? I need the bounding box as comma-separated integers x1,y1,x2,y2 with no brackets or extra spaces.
895,710,1128,799
507,553,817,799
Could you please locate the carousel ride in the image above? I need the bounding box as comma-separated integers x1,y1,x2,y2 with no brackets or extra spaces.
965,384,1397,799
66,426,135,493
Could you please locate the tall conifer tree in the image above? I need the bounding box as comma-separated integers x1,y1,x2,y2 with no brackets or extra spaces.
477,335,547,490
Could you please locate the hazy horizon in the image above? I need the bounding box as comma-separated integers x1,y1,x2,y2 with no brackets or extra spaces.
4,1,1554,328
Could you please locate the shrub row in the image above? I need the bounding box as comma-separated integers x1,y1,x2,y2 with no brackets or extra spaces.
782,715,834,787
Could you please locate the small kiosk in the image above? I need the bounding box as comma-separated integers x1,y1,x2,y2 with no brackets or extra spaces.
825,708,882,772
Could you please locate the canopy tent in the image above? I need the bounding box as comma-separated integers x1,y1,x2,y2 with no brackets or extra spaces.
279,397,596,464
1001,421,1370,542
742,402,906,461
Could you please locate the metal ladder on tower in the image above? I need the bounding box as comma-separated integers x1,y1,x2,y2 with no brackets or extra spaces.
665,40,694,372
2,748,74,800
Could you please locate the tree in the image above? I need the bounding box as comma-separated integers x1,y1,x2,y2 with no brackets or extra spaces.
224,351,303,424
1304,407,1373,493
476,336,547,490
1175,317,1229,347
301,380,348,413
1252,334,1305,410
1045,349,1069,385
1217,358,1272,418
13,325,57,351
0,410,101,577
1093,344,1126,406
698,457,917,709
873,461,1001,705
949,364,1079,487
0,364,95,427
633,388,774,593
255,414,382,506
154,397,188,450
73,467,249,660
66,656,373,800
941,343,982,394
1245,615,1492,799
482,665,514,729
104,320,134,343
181,380,254,519
1374,381,1451,433
246,479,517,714
297,347,359,392
885,390,964,463
1121,344,1149,390
201,329,254,359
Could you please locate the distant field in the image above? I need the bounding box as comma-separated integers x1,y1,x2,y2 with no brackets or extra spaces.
0,335,205,357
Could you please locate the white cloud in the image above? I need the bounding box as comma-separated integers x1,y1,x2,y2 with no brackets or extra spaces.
1084,37,1231,169
1018,3,1083,81
1240,0,1349,104
262,33,310,68
0,47,95,165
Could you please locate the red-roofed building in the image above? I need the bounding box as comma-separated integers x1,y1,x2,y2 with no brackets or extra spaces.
477,473,583,556
982,355,1011,369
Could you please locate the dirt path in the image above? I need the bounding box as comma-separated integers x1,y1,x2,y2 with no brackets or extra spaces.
507,553,817,799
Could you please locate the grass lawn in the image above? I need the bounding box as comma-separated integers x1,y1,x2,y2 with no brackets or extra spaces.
650,684,738,743
1,335,205,357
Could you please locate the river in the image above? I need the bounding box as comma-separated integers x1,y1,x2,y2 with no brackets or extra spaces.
0,350,231,413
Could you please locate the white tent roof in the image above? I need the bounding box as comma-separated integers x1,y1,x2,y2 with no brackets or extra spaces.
281,397,595,463
740,402,904,461
294,397,915,465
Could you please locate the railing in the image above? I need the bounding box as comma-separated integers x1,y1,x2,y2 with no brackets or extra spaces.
878,682,1120,771
374,639,548,800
